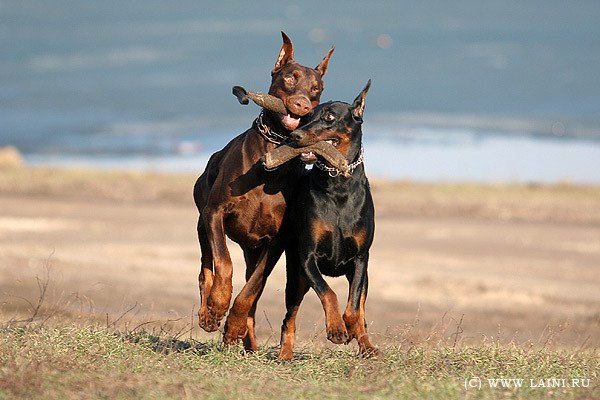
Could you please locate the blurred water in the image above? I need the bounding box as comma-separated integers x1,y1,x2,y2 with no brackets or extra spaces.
2,1,600,182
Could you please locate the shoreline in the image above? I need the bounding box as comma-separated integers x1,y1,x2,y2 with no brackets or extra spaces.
8,123,600,184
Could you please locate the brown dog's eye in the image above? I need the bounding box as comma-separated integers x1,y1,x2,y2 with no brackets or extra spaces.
284,75,295,86
324,112,335,122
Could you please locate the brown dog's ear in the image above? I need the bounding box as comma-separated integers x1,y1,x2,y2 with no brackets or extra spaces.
316,44,335,77
272,31,295,74
351,79,371,121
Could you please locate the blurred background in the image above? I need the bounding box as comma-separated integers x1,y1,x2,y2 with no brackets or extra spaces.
2,0,600,182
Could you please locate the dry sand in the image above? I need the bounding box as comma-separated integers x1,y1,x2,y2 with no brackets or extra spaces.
1,167,599,349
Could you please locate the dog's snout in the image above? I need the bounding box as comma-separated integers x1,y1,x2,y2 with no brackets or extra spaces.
291,130,305,142
286,96,311,116
293,100,311,115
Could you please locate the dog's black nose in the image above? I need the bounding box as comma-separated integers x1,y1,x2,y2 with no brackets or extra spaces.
291,130,305,142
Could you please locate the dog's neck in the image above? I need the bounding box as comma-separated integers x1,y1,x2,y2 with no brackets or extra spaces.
311,139,367,193
253,110,292,146
343,128,364,165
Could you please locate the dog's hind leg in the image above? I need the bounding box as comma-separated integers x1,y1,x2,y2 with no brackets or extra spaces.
242,298,260,352
279,246,310,360
222,246,266,347
239,247,264,351
241,246,284,352
224,243,284,349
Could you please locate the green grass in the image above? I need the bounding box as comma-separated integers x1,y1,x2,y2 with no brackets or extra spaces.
1,325,598,399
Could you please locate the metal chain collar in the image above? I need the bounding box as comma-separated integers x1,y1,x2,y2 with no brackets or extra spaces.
255,108,365,177
254,110,289,145
314,146,364,177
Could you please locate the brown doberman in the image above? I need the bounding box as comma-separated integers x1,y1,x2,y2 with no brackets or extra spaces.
193,32,334,350
278,81,380,360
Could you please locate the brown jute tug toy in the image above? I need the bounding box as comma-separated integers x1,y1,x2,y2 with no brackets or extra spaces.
232,86,350,175
232,86,288,115
262,141,349,175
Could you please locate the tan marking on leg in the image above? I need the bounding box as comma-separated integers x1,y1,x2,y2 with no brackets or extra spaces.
279,306,299,361
317,288,348,344
243,316,258,352
224,248,270,345
343,291,380,357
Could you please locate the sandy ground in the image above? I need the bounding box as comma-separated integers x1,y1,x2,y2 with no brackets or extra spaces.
1,167,599,349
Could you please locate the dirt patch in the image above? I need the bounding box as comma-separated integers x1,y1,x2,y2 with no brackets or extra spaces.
1,168,599,348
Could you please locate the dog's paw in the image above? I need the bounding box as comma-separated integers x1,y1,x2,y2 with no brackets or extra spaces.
278,346,294,361
326,324,349,344
359,345,382,359
198,310,221,332
222,316,248,345
205,297,228,325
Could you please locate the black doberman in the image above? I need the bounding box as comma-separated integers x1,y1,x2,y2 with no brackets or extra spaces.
193,32,334,351
278,81,379,360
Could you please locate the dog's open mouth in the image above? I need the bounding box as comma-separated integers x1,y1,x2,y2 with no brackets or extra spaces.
280,113,301,131
300,139,338,164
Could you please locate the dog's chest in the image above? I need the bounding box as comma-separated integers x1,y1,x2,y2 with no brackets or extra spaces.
307,188,373,276
225,191,286,246
312,226,369,276
312,214,372,276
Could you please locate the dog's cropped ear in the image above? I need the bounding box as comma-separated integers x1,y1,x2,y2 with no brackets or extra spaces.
316,45,335,77
272,31,295,74
351,79,371,122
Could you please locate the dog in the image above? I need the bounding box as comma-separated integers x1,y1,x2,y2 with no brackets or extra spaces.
193,32,334,351
278,80,379,360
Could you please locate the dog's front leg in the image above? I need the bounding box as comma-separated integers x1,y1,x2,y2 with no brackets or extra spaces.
343,254,380,357
199,209,233,332
197,217,215,332
303,254,348,344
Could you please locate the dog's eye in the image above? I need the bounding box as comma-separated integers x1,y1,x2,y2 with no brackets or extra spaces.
283,75,296,86
323,112,335,122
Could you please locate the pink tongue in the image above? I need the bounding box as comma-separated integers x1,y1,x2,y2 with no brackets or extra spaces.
282,114,300,130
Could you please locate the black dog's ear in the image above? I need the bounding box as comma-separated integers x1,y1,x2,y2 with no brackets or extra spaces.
272,31,295,74
351,79,371,121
